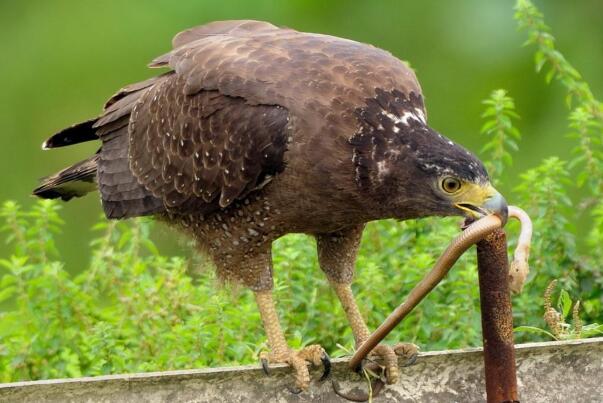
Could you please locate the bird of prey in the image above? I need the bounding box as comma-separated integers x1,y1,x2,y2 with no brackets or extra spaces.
33,20,507,391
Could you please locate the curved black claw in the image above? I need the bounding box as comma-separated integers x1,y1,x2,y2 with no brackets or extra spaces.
402,352,418,367
353,360,364,375
261,358,270,376
319,352,332,382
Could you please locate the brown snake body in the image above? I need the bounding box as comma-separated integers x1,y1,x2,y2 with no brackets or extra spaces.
348,205,532,372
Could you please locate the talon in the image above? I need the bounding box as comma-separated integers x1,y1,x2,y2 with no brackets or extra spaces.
394,342,419,356
261,357,270,375
259,344,326,391
402,352,418,367
394,343,419,367
319,352,331,381
354,360,364,374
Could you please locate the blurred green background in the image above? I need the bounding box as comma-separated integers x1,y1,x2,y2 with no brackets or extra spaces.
0,0,602,272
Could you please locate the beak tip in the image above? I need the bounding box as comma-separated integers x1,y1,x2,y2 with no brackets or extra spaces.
484,191,508,226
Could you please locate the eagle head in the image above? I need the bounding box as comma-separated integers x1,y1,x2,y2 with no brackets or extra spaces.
351,88,507,223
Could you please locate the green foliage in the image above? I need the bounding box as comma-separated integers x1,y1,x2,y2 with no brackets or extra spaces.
514,0,602,112
516,280,603,340
0,0,601,384
0,202,266,382
515,0,603,194
481,89,520,177
0,200,483,382
0,200,63,263
509,0,603,333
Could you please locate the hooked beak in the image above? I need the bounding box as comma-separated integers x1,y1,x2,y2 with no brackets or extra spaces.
482,191,508,225
454,185,508,226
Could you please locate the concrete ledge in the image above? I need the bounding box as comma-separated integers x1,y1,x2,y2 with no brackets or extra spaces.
1,337,602,402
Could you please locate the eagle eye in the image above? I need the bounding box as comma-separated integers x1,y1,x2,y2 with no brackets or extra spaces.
441,177,462,194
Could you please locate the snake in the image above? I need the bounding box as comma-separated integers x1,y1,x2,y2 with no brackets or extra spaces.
347,205,532,373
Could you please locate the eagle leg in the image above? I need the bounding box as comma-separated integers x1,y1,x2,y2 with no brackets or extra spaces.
317,226,418,385
254,290,331,391
331,282,421,384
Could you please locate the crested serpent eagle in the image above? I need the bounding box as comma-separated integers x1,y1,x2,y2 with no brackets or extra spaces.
34,20,507,390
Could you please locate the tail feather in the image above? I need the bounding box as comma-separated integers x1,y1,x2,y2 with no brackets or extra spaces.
35,74,168,217
42,119,98,149
33,155,99,201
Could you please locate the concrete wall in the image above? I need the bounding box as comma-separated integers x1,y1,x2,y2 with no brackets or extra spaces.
1,337,602,402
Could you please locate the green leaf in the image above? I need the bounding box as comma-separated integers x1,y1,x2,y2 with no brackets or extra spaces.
580,324,603,338
142,239,160,256
0,286,16,302
0,274,16,287
558,289,572,319
545,68,556,84
480,120,497,133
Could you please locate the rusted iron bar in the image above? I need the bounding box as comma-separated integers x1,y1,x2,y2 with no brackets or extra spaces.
476,229,519,403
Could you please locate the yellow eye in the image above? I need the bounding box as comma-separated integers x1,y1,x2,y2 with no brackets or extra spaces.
441,177,462,193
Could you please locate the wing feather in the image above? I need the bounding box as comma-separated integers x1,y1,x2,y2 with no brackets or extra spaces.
150,19,421,117
128,75,289,214
41,20,425,221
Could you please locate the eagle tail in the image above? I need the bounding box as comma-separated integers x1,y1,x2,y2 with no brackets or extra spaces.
33,155,99,201
41,118,98,149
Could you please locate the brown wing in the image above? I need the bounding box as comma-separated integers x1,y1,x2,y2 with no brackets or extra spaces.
127,74,289,214
42,20,423,219
169,20,280,48
116,20,421,217
149,20,422,118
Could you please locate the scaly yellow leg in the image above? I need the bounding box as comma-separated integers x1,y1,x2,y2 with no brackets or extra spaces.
331,282,418,384
254,290,330,391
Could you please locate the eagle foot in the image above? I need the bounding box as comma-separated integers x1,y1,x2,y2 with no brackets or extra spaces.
359,342,419,384
394,342,419,366
259,344,331,391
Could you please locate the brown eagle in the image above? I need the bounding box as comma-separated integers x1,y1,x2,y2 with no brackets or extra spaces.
33,20,507,390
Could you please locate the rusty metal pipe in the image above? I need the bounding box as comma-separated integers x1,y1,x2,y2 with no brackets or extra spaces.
477,229,519,403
